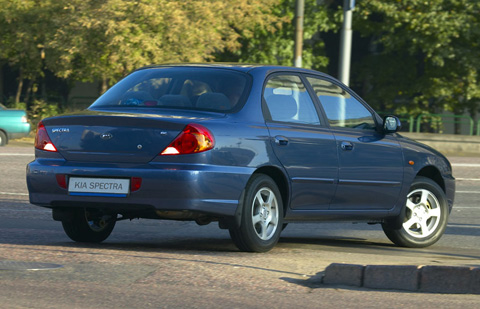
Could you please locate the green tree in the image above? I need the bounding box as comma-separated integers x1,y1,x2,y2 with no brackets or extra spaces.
216,0,341,71
0,0,61,103
47,0,282,94
354,0,480,124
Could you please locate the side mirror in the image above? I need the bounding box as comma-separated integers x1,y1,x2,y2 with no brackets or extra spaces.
383,116,401,133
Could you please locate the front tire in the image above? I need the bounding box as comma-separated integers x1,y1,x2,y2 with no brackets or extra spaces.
383,177,449,248
229,174,283,252
62,208,116,243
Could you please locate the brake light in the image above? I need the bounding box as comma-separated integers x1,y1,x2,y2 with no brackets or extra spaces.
35,121,57,152
161,124,214,155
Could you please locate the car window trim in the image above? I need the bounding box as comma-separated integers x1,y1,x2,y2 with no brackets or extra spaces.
302,73,381,131
298,74,330,127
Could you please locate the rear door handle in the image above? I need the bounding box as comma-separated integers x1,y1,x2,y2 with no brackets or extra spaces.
340,141,353,151
274,136,289,146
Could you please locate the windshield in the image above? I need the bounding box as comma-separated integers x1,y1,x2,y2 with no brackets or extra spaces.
89,67,251,113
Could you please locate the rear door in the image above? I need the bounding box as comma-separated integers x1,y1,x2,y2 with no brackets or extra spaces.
306,76,404,210
263,74,338,210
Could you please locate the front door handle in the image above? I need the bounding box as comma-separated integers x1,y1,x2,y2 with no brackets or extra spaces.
275,136,289,146
340,141,353,151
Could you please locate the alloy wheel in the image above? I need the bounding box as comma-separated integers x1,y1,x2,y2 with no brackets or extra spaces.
251,187,279,241
403,188,441,238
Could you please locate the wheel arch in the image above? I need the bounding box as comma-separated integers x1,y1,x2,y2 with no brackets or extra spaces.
253,166,290,217
416,165,445,193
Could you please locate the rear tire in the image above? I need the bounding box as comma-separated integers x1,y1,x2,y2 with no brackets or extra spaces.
229,174,283,252
62,208,116,243
0,131,6,146
382,177,448,248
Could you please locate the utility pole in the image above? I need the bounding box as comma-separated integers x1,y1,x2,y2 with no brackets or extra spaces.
338,0,355,86
294,0,305,68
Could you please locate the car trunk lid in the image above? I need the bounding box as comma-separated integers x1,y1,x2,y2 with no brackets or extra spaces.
41,111,215,163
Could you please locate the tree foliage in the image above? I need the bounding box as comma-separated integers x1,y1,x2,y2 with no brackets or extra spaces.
0,0,62,102
0,0,281,97
354,0,480,118
47,0,281,91
216,0,341,71
0,0,51,79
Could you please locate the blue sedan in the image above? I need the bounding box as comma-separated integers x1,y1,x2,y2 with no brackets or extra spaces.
27,64,455,252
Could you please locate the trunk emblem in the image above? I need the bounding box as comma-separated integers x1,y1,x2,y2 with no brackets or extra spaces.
100,133,113,140
51,128,69,133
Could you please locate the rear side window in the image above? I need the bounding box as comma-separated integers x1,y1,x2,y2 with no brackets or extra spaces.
263,75,320,125
89,67,250,113
306,77,376,130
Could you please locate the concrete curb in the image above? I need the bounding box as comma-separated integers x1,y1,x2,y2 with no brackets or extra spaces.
322,263,480,294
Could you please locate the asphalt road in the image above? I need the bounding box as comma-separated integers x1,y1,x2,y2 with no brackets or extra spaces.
1,144,479,308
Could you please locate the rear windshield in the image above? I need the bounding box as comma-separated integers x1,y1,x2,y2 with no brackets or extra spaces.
89,67,251,113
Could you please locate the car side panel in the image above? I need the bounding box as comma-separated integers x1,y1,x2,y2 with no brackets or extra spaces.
329,128,405,210
0,109,31,139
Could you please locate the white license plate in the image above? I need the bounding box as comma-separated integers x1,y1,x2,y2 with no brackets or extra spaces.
68,177,130,196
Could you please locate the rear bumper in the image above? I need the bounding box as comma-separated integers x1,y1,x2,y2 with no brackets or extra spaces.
27,158,253,217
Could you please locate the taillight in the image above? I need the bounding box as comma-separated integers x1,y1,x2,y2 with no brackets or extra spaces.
161,124,214,155
35,121,57,152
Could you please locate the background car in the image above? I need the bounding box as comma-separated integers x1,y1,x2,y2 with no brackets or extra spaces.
0,103,31,146
27,64,455,252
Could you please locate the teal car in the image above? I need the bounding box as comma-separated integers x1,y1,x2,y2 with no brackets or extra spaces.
0,103,31,146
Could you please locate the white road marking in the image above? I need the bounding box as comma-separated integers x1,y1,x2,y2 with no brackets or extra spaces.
452,163,480,167
456,178,480,181
0,153,33,156
448,224,480,228
0,192,29,196
456,191,480,194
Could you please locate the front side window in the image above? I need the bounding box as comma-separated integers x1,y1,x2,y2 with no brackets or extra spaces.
263,75,320,125
89,67,250,113
307,77,376,130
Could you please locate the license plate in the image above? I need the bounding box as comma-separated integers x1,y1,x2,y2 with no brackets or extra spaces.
68,177,130,197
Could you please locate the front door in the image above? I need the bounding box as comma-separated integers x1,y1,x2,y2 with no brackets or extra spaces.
306,76,404,210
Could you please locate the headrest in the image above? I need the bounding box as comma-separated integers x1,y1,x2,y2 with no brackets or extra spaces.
196,92,232,111
158,95,192,108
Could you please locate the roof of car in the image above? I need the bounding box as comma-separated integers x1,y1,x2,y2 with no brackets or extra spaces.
136,63,327,75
